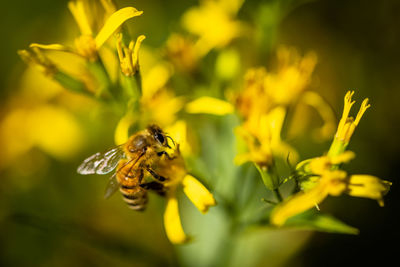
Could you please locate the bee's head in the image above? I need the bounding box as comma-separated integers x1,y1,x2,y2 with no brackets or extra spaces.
147,124,173,148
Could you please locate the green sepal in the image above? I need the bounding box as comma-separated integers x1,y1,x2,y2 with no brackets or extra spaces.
255,163,279,190
283,210,359,235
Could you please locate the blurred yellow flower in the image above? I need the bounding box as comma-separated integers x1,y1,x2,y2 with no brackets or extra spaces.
182,0,244,56
267,46,317,105
235,107,297,167
185,96,234,115
164,33,199,72
235,47,336,168
0,105,84,168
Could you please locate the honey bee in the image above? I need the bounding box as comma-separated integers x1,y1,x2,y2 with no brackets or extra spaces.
77,125,176,211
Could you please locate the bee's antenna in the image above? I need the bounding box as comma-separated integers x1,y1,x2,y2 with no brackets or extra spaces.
166,135,175,147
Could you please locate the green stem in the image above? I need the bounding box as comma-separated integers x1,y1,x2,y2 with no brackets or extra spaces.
87,58,112,99
273,188,283,202
53,71,88,94
214,215,240,267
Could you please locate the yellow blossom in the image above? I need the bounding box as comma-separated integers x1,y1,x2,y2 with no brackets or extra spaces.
235,106,298,167
185,96,234,115
271,170,391,226
18,48,57,76
182,174,216,214
182,0,244,56
328,91,370,157
164,33,199,72
266,47,317,105
116,34,146,76
0,105,84,168
347,175,392,207
155,132,216,244
164,192,190,244
271,95,391,226
30,2,143,61
271,170,348,226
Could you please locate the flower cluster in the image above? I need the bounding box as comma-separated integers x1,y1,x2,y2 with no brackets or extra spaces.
271,91,391,226
9,0,391,252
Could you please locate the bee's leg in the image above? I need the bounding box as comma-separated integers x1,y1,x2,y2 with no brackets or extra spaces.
145,166,168,182
156,151,176,160
140,181,166,196
137,168,144,184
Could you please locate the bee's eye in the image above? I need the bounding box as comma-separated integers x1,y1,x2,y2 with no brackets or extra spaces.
155,132,165,144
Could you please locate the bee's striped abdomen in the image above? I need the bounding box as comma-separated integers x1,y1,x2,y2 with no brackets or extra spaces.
120,187,148,211
116,160,148,211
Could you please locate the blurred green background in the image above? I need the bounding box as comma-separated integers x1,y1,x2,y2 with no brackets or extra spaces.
1,0,399,266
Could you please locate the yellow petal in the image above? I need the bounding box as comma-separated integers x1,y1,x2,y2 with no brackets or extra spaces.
165,120,192,156
142,63,173,99
347,175,392,207
114,113,136,145
164,194,189,244
132,35,146,68
182,175,216,214
301,91,336,140
185,96,234,115
271,179,330,226
30,43,71,52
267,106,285,144
95,7,143,49
28,105,84,159
68,0,93,35
330,151,355,165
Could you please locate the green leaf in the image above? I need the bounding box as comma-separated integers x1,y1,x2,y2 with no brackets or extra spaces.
284,210,359,235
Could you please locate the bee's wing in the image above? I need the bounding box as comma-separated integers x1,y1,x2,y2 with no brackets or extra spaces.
77,146,125,175
104,173,120,199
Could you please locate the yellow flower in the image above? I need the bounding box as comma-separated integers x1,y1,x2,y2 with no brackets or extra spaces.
235,107,298,167
266,47,317,105
164,33,199,72
347,175,392,207
270,170,347,226
271,100,391,227
234,47,336,168
154,131,216,244
328,91,370,157
271,169,391,226
182,0,244,56
185,96,234,115
30,1,143,61
18,48,57,77
0,105,84,168
116,34,146,77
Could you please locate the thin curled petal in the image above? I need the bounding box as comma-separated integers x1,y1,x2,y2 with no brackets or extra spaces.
348,175,392,207
185,96,234,115
271,181,330,226
30,43,71,52
95,7,143,48
68,0,93,35
164,195,189,244
182,175,216,214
